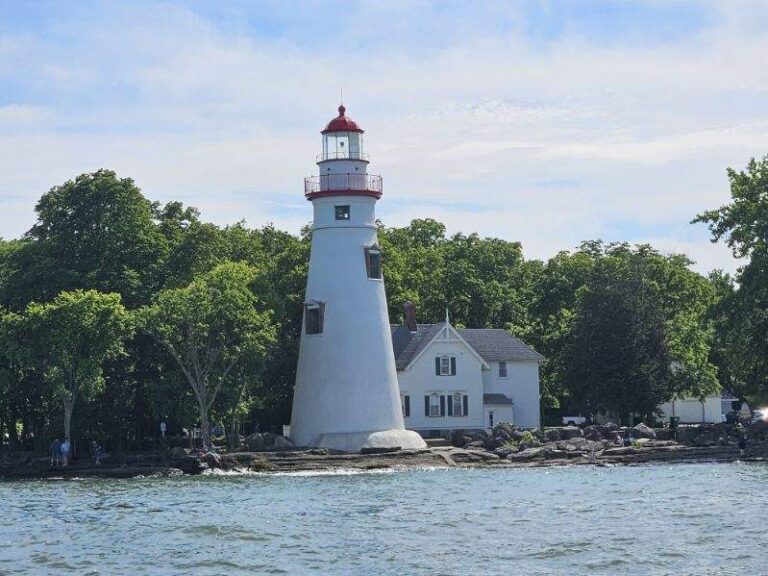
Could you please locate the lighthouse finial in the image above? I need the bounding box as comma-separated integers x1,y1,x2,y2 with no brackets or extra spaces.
445,308,450,325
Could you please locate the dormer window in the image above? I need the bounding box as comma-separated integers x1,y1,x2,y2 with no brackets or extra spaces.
335,205,350,220
305,302,325,335
365,246,382,279
436,355,456,376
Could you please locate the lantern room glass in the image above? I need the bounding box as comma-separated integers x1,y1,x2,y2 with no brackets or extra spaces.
323,131,364,160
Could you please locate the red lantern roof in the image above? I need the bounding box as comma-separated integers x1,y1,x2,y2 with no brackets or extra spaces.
322,105,364,134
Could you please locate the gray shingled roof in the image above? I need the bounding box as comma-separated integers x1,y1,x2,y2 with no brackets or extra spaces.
484,393,514,406
390,323,543,370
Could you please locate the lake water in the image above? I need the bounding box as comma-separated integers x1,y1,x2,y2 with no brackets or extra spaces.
1,463,765,575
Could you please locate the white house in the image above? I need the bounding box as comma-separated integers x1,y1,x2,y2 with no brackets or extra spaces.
391,306,543,435
657,390,740,424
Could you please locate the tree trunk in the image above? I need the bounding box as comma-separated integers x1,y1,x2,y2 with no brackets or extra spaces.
63,398,74,444
228,413,238,451
198,399,211,449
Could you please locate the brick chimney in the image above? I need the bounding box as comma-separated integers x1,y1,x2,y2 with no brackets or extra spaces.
404,301,418,333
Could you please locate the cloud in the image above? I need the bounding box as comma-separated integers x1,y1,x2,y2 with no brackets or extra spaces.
0,0,765,276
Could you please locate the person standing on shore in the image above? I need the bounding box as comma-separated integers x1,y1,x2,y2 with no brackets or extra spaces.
738,434,748,458
50,438,62,467
61,438,71,466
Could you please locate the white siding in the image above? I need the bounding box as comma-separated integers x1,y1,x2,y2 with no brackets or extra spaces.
482,360,541,428
398,339,485,431
658,395,724,423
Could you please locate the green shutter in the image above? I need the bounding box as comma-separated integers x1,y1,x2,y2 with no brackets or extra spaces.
440,395,446,417
447,395,453,416
424,396,429,417
463,395,468,417
405,396,410,418
435,357,441,375
450,357,456,375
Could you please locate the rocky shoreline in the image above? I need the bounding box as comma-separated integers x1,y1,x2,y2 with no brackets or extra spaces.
2,421,766,480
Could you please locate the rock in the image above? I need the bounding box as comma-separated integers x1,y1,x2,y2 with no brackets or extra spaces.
603,446,637,456
583,425,606,441
494,446,517,457
168,447,187,460
466,440,487,448
569,437,587,448
544,449,570,459
559,426,583,440
507,447,544,461
603,422,619,432
245,433,267,451
360,446,400,454
544,429,561,442
174,455,205,475
632,423,656,439
450,429,467,447
249,457,275,472
273,436,293,450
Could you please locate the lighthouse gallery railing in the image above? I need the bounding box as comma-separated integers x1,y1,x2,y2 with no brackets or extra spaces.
304,174,383,196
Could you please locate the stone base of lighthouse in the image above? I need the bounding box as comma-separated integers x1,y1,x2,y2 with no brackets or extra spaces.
313,429,427,453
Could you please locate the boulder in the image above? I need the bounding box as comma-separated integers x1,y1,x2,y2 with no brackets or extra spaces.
168,447,187,460
450,429,467,447
603,422,619,432
245,433,267,451
544,449,570,459
494,446,518,457
544,429,561,442
466,440,487,448
507,447,544,461
273,436,293,450
559,426,584,440
583,425,606,441
632,423,656,439
568,437,587,448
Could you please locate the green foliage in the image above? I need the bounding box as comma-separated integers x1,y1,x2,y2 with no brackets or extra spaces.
17,290,132,439
694,155,768,403
139,262,277,445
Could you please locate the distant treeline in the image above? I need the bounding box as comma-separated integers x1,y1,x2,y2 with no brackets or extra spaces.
1,155,766,450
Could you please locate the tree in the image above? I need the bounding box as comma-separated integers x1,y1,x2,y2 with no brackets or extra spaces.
139,262,276,447
694,155,768,403
20,290,132,442
564,257,672,423
25,169,169,307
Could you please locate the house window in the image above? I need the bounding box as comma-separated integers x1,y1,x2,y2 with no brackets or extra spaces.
401,395,410,418
429,393,440,417
499,361,508,378
452,392,463,416
335,205,350,220
435,355,456,376
365,246,382,279
304,302,325,335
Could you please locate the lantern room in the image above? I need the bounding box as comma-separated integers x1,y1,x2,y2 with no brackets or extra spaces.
320,105,367,162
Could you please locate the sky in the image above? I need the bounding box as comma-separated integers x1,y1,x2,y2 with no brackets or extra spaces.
1,1,767,274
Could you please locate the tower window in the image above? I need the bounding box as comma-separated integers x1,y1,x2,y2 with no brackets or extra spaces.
335,205,350,220
305,302,325,335
365,246,382,279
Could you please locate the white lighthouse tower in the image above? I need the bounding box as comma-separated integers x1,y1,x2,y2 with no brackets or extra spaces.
289,104,427,453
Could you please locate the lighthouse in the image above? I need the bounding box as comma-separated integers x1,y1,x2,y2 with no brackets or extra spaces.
289,104,427,453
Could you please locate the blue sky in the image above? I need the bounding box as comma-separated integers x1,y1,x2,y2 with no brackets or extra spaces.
2,1,767,273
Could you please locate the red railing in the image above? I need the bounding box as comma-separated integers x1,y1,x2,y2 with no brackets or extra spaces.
304,173,383,197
